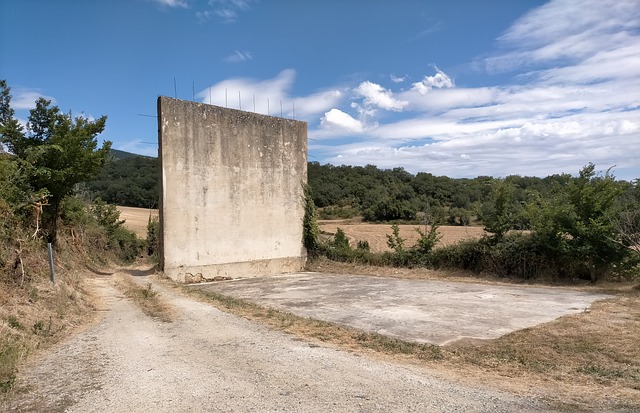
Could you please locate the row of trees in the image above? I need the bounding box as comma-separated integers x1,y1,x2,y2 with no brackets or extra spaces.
306,163,639,282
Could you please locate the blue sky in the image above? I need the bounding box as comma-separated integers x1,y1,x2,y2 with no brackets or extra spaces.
1,0,639,180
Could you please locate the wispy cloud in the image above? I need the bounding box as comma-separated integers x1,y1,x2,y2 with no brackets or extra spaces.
309,0,640,179
197,0,255,23
149,0,189,9
196,69,343,119
12,89,56,110
223,50,252,63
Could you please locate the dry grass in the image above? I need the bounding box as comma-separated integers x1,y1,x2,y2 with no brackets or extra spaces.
0,249,98,396
116,207,485,253
318,221,485,253
179,268,640,411
113,273,172,322
116,206,158,238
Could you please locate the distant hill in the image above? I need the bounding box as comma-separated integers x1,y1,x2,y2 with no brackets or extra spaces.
110,148,155,160
87,150,159,208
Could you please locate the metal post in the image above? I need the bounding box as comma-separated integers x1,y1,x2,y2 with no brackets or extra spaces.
47,242,55,283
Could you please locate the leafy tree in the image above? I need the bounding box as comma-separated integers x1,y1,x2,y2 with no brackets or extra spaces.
611,179,640,257
483,180,521,240
332,228,350,250
528,164,627,281
0,80,111,244
302,184,320,255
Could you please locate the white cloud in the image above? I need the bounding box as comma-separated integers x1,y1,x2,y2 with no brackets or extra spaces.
486,0,640,73
196,69,344,120
411,68,454,95
150,0,189,8
197,0,255,22
320,109,363,133
390,74,406,83
294,90,343,119
311,0,640,180
355,81,407,111
12,90,56,110
223,50,252,63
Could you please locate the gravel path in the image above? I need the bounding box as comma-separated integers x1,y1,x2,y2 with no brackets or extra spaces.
3,274,552,413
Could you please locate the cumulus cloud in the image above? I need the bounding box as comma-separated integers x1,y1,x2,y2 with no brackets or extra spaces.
355,81,407,111
223,50,252,63
390,74,406,83
320,109,363,133
411,68,454,95
311,0,640,180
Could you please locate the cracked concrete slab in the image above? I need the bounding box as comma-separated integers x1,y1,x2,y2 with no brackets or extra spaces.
191,272,611,346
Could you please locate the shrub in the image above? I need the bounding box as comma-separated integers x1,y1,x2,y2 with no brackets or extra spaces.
147,215,159,257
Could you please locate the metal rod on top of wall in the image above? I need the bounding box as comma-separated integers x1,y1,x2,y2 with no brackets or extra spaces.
174,78,177,98
238,91,242,110
192,82,195,101
225,88,228,107
209,86,212,105
267,98,270,116
293,102,295,120
280,100,283,117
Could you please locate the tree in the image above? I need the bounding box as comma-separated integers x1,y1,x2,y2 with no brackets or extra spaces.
483,180,521,240
611,180,640,257
528,164,627,282
0,80,111,244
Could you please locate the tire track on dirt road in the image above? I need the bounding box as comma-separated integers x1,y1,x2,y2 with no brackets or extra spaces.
4,273,551,413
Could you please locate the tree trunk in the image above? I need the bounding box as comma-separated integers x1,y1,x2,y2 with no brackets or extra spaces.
46,198,60,246
588,255,597,283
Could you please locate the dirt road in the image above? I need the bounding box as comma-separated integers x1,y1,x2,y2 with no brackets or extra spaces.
4,272,550,413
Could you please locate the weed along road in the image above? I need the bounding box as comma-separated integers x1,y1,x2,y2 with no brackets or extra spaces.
5,271,556,413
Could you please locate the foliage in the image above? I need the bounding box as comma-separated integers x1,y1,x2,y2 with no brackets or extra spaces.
311,163,637,282
414,225,441,255
86,153,159,208
386,224,405,253
332,228,350,250
0,80,111,244
527,164,628,281
302,184,320,256
483,180,522,240
147,215,160,258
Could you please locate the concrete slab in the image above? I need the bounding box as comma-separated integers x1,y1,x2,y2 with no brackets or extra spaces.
191,272,611,346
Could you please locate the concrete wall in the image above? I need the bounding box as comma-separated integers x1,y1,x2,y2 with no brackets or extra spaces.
157,97,307,282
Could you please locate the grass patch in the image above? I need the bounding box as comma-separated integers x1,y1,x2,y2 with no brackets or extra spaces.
114,274,172,322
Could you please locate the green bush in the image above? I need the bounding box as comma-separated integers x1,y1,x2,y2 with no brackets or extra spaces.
147,215,159,257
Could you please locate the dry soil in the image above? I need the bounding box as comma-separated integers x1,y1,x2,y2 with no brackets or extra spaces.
3,270,551,413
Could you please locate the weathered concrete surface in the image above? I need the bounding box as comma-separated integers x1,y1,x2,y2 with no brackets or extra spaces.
158,97,307,282
192,273,611,345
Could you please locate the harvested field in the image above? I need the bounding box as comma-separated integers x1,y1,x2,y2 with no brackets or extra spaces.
117,206,158,238
319,221,485,252
116,207,484,249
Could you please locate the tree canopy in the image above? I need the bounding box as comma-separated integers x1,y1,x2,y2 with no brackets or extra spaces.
0,80,111,244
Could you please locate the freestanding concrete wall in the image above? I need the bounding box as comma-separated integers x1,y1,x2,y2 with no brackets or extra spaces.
158,97,307,282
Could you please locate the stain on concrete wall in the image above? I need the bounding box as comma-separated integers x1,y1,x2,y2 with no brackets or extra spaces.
158,97,307,282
